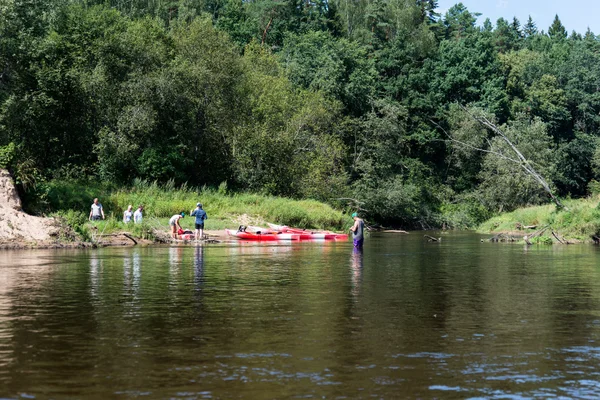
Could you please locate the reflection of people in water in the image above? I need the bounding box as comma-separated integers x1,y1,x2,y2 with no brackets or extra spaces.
123,250,141,308
132,250,141,291
89,256,101,299
169,246,183,263
351,247,363,298
194,246,204,287
123,251,132,287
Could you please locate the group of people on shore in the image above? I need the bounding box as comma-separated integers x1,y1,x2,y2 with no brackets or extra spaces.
89,198,207,241
88,198,144,223
90,197,359,246
123,204,144,223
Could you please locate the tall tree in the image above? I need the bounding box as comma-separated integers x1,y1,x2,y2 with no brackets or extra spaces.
494,17,521,53
548,14,567,40
443,3,479,40
523,15,537,37
416,0,439,24
584,27,596,41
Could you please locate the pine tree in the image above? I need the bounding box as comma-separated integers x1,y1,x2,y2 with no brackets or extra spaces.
416,0,439,24
548,14,567,40
443,3,479,39
569,31,582,41
494,17,520,53
523,15,537,37
584,27,596,41
511,17,522,39
482,18,492,33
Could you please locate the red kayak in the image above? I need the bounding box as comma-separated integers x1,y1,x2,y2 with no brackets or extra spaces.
225,229,299,241
226,228,348,241
266,223,348,240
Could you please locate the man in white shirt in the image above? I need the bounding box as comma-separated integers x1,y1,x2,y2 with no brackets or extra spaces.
89,198,105,221
134,205,143,223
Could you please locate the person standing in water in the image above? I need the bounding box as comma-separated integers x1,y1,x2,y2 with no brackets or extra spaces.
350,212,364,248
190,203,208,241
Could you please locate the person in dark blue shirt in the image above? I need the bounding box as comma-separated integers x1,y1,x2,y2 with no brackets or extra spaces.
190,203,208,241
350,212,364,248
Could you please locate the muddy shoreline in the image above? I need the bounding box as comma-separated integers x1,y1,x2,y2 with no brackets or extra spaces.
0,230,231,250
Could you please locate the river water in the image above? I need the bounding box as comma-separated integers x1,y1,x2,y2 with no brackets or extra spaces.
1,232,600,399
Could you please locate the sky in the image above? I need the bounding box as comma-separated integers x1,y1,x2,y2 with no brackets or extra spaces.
436,0,600,35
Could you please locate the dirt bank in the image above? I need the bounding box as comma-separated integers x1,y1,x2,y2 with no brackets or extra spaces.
0,169,60,248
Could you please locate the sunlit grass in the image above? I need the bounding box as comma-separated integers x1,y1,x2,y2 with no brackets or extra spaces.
478,196,600,241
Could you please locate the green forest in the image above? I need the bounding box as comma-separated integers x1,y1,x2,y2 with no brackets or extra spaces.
2,0,600,228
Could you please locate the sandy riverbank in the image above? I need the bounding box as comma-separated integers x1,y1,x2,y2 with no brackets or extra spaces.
0,169,60,248
0,169,240,250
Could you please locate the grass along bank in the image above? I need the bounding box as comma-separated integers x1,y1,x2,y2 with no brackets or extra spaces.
478,196,600,243
25,179,349,243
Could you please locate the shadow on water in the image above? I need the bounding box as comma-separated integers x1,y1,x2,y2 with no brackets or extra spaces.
1,234,600,398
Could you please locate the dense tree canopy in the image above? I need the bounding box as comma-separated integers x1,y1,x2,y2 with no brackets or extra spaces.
2,0,600,227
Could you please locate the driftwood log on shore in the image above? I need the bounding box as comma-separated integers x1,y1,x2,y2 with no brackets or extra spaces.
94,232,139,245
485,225,572,245
515,222,538,230
522,225,549,245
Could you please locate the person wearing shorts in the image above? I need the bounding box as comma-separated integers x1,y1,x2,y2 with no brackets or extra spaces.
89,198,105,221
190,203,208,241
169,212,184,239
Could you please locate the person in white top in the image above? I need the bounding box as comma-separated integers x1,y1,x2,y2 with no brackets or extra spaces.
169,212,184,239
133,205,143,223
123,205,133,223
89,198,105,221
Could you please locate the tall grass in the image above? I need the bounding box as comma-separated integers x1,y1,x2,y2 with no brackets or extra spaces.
478,196,600,241
32,179,349,238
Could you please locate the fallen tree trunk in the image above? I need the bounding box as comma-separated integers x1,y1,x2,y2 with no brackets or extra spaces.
122,233,138,245
461,106,565,210
94,232,138,245
551,231,568,245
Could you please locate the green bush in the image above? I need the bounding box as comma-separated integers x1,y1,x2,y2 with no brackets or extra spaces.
0,142,16,169
530,236,553,245
52,210,92,242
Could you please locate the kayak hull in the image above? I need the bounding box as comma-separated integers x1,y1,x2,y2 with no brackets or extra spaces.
225,228,348,241
225,229,297,241
266,223,348,240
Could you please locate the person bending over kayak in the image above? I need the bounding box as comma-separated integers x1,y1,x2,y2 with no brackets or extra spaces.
190,203,208,241
350,212,364,248
169,212,185,239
